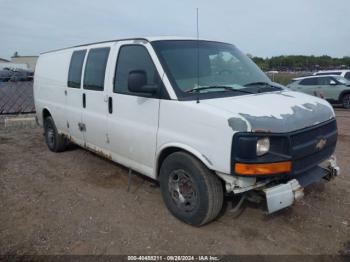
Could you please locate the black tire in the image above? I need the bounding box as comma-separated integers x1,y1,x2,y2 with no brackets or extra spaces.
159,151,223,226
342,93,350,109
44,116,67,152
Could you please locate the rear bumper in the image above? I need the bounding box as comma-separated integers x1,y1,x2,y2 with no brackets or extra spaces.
263,156,339,214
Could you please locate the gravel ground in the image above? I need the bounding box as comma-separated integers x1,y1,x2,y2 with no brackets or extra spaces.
0,109,349,255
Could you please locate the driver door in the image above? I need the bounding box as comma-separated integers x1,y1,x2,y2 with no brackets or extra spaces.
106,42,163,177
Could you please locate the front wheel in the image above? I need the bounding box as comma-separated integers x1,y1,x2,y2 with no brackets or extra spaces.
342,93,350,109
44,116,67,152
159,152,223,226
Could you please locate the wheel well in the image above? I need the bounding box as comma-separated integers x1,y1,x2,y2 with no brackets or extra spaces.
156,147,217,178
340,91,350,101
42,108,51,121
157,147,182,177
156,146,225,192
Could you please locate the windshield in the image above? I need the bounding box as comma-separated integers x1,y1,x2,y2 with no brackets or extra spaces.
152,40,272,99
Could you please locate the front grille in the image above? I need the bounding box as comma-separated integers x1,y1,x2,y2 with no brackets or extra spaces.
290,119,337,175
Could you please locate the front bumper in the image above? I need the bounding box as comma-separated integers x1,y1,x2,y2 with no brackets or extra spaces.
263,156,340,214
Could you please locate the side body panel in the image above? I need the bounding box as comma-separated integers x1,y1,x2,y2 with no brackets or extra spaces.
34,50,71,133
320,84,342,101
108,93,160,176
322,84,350,102
156,100,234,176
294,83,317,96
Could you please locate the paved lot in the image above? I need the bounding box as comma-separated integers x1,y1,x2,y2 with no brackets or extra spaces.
0,110,349,255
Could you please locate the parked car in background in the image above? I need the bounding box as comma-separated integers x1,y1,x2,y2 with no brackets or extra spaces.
313,70,350,81
24,69,34,81
0,68,13,82
287,75,350,108
10,69,34,82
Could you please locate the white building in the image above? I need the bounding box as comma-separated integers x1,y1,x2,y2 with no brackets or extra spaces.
11,55,38,70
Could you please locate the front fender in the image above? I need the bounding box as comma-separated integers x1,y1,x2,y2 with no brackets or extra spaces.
154,142,214,178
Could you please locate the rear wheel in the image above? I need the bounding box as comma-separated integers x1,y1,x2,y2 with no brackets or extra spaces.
44,116,67,152
342,93,350,109
159,152,223,226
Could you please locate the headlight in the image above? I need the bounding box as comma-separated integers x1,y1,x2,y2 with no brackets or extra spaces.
256,137,270,156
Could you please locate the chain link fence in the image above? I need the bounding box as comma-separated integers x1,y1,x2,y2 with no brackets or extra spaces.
0,81,35,115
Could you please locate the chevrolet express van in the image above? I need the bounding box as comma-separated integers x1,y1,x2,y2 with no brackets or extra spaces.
34,37,339,226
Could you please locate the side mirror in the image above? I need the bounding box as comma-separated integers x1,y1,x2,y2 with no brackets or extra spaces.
330,80,337,85
128,70,158,94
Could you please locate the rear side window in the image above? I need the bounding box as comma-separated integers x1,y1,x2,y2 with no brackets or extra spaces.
345,72,350,80
299,78,318,85
68,50,86,88
114,45,160,95
317,77,332,85
83,47,110,91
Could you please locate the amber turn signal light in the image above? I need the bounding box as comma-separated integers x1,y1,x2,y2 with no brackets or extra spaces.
235,161,292,175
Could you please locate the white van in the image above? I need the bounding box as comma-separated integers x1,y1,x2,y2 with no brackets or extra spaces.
34,37,339,226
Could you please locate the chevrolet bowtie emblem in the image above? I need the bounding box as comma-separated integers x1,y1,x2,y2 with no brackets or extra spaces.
316,138,327,150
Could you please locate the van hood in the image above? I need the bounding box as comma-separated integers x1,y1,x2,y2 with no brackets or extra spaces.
201,91,335,133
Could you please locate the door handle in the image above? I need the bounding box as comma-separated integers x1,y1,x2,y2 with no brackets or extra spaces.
82,93,86,108
108,97,113,114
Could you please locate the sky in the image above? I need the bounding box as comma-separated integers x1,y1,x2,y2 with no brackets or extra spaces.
0,0,349,59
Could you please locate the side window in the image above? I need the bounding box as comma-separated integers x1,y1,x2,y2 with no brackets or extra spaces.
68,50,86,88
318,77,331,85
345,72,350,81
299,79,306,85
300,78,318,86
114,45,160,96
83,47,110,91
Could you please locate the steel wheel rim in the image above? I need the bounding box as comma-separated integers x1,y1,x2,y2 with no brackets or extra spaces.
168,169,198,212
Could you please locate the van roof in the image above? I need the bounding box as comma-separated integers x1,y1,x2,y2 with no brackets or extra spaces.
41,36,220,55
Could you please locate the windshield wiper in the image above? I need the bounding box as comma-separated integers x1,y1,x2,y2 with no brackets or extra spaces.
244,81,282,92
186,85,254,94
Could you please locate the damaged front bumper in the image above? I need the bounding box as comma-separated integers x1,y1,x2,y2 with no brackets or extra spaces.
264,156,340,213
217,156,340,214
